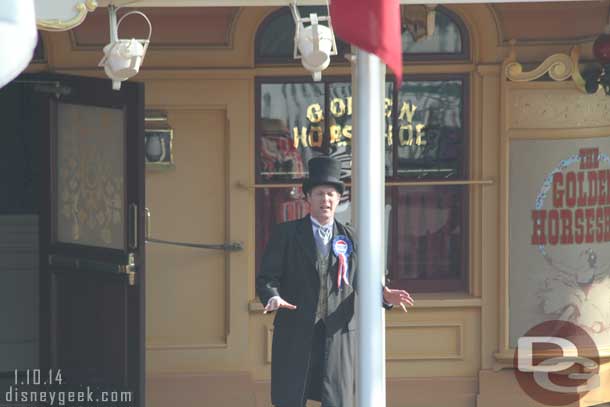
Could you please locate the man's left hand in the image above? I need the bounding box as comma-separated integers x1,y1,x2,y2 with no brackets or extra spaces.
383,286,414,312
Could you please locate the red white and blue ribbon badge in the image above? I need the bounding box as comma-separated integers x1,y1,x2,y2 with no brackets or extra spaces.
332,235,353,289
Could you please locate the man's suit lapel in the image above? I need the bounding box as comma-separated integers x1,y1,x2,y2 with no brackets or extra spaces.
331,222,339,268
296,216,317,270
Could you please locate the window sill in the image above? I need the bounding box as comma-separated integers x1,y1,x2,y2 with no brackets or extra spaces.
248,293,481,314
402,292,482,309
493,347,610,371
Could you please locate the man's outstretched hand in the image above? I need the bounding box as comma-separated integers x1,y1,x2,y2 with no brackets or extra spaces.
263,296,297,314
383,286,414,313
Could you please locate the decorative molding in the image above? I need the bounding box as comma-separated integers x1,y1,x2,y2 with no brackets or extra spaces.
570,45,602,95
69,7,241,51
503,43,597,95
36,0,98,32
477,64,502,77
146,343,228,350
504,42,574,82
487,4,506,48
249,296,482,312
502,44,610,130
570,46,588,93
386,322,464,361
146,371,257,407
266,327,273,364
493,347,610,371
267,322,465,362
225,7,241,51
491,3,607,46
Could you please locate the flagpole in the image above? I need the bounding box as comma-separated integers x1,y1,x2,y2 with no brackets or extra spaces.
353,47,387,407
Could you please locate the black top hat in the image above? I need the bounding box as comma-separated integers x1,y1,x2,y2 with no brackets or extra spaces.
302,156,345,195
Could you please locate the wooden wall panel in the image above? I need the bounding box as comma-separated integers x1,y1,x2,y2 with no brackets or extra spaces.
146,109,228,350
0,216,39,370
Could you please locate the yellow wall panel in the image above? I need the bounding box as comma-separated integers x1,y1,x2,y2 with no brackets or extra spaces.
385,308,481,377
387,322,463,360
33,3,610,406
146,109,228,349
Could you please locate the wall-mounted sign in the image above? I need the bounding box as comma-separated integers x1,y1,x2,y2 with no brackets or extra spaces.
35,0,97,31
509,137,610,352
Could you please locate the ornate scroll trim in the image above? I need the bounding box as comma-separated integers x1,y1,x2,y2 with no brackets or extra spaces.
570,46,599,94
504,41,574,82
37,0,98,32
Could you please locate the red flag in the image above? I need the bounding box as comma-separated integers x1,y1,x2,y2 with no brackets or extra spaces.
330,0,403,84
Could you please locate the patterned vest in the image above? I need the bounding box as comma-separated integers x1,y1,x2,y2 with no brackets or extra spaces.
315,248,332,323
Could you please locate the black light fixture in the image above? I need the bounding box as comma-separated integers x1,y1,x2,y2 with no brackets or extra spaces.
583,26,610,94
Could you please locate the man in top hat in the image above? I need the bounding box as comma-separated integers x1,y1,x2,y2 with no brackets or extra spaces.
256,156,414,407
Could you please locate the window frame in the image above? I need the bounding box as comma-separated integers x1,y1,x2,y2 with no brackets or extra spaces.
254,8,350,67
399,6,471,63
254,5,470,66
388,73,470,292
254,74,470,292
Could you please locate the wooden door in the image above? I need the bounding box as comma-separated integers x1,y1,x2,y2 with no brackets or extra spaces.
30,73,145,406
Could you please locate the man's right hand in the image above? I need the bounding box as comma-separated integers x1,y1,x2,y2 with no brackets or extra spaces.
263,296,297,314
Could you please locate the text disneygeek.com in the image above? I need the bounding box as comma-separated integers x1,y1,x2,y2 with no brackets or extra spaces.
3,385,133,406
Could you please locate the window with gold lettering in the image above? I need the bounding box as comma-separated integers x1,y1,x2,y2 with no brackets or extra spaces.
255,77,468,292
254,6,470,292
396,79,464,179
391,77,468,292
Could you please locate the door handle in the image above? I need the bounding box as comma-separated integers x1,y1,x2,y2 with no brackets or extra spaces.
145,207,151,240
146,238,243,251
49,254,137,286
129,203,138,249
121,253,136,286
144,208,242,251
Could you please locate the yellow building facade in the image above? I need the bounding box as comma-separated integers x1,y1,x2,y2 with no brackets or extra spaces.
28,2,610,406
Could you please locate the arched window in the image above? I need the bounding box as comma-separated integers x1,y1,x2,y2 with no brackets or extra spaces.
401,6,469,60
255,5,469,64
254,6,471,293
255,6,350,65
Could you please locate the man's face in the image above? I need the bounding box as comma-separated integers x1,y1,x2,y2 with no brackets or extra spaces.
306,185,341,224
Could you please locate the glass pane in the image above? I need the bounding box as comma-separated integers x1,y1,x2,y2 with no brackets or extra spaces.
256,6,349,62
56,103,125,249
402,8,463,55
259,82,325,181
396,79,464,179
255,186,353,275
391,185,466,281
328,82,394,177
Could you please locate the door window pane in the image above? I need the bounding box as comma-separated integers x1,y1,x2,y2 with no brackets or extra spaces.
56,103,125,249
